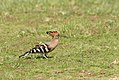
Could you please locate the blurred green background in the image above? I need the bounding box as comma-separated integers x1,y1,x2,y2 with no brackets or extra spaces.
0,0,119,80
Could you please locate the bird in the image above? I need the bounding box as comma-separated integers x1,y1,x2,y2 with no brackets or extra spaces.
19,31,59,59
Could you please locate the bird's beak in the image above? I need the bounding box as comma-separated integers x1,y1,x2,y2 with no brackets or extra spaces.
46,31,49,34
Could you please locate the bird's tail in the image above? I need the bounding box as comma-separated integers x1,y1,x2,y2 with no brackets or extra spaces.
19,48,38,58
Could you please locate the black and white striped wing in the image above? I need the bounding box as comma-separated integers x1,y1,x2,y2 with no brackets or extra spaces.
35,43,51,53
19,43,51,58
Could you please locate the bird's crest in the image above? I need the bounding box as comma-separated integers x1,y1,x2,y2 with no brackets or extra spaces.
46,31,59,37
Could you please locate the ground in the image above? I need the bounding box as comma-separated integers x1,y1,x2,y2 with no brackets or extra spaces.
0,0,119,80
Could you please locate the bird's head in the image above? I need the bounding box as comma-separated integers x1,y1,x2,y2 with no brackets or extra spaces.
46,31,59,39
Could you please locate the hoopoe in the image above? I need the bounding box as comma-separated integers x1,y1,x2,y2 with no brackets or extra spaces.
19,31,59,59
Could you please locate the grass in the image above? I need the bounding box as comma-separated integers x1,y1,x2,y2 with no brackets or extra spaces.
0,0,119,80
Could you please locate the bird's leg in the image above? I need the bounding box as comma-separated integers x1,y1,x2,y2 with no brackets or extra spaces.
42,54,48,59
